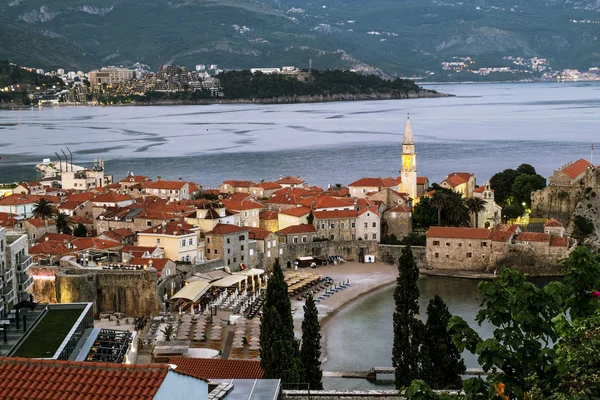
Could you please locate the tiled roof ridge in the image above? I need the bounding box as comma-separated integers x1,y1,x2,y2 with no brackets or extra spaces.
0,356,170,371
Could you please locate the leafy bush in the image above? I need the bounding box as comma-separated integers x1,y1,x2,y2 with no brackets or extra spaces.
573,215,594,238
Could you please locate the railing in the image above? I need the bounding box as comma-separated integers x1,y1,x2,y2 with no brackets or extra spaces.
17,256,33,273
18,276,32,293
6,305,49,357
4,289,15,303
4,271,13,284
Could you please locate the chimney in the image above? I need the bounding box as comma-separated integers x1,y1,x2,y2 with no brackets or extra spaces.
157,176,161,181
178,177,182,181
45,237,49,242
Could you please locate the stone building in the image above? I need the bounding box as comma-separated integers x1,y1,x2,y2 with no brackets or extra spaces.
250,182,282,198
313,207,381,242
278,207,311,231
61,160,113,190
399,116,418,200
276,224,317,245
472,182,502,228
382,205,412,240
544,218,565,237
24,218,57,243
549,159,593,186
259,210,279,232
248,227,279,267
219,180,255,194
205,224,250,271
138,221,202,263
440,172,476,199
2,229,33,308
426,226,497,270
222,198,264,228
142,180,194,201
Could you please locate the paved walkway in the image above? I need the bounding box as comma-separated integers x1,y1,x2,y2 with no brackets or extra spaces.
419,268,496,280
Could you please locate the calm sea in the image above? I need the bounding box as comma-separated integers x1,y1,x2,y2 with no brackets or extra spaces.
1,82,599,186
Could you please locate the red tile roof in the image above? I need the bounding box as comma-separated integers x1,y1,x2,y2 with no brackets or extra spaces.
0,194,59,206
140,221,197,236
489,224,520,242
426,226,491,240
38,233,73,242
516,232,551,243
119,175,150,184
252,181,282,190
169,357,264,379
71,237,123,250
298,195,354,210
66,192,97,202
276,224,317,235
93,192,133,203
275,176,304,185
0,356,169,400
222,199,265,211
248,227,272,241
227,192,254,201
550,237,568,247
473,186,494,193
143,180,187,190
280,206,311,217
122,246,159,258
58,200,87,210
417,176,429,185
260,210,279,220
222,180,255,188
358,206,380,217
129,257,171,272
208,223,249,235
544,218,564,228
272,187,318,197
312,210,357,219
25,218,56,228
324,187,350,197
29,240,72,256
349,177,400,188
71,216,93,225
442,172,474,188
388,205,413,213
559,159,593,179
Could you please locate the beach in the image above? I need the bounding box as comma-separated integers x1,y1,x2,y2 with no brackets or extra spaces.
287,261,398,335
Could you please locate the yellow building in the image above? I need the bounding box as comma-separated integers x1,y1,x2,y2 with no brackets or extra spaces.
440,172,476,199
259,210,279,232
137,221,202,263
278,207,310,231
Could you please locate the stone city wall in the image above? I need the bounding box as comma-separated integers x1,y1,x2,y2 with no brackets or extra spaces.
531,185,585,225
277,240,379,267
377,245,426,268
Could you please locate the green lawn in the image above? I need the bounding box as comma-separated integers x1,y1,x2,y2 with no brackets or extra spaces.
13,309,83,358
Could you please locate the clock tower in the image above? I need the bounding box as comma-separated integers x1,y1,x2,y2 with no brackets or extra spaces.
399,116,417,200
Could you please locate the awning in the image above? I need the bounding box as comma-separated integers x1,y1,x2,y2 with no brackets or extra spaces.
170,281,212,302
234,268,265,277
211,275,248,287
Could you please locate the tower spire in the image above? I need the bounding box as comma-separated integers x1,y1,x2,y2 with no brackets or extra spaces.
403,115,414,145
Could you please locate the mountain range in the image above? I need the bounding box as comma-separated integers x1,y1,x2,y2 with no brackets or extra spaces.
2,0,600,79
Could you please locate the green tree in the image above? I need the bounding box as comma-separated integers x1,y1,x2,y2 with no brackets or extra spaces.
429,191,448,227
421,296,465,389
412,197,437,229
32,198,54,220
465,197,486,228
449,268,563,398
502,203,525,220
260,259,301,383
445,195,470,227
307,211,314,225
516,163,537,176
392,246,424,389
54,212,72,234
73,223,87,237
511,174,546,208
161,323,175,341
572,215,595,240
490,168,520,206
300,294,323,390
559,246,600,319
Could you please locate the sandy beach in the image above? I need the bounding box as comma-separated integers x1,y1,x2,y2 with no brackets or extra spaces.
286,261,398,335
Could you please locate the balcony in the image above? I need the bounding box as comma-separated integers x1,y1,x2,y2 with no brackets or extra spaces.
4,289,15,304
18,276,32,293
4,270,13,284
17,256,33,273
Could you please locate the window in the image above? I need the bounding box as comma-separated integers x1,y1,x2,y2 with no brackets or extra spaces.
244,212,248,217
188,238,193,246
330,235,335,240
241,245,244,251
227,249,231,254
352,234,356,240
312,235,317,241
214,249,218,254
364,222,368,228
233,257,236,263
181,239,186,247
466,253,472,258
372,233,377,240
207,237,210,244
267,242,271,249
166,269,171,276
146,220,152,226
157,239,160,244
279,248,283,255
433,240,440,246
351,222,356,228
293,237,298,244
228,259,231,265
457,242,462,247
271,240,276,247
482,255,486,258
481,242,487,247
267,250,271,257
302,236,307,243
250,249,254,256
341,223,345,228
364,234,368,240
207,249,211,254
392,212,397,218
330,224,335,229
446,242,450,247
227,238,230,244
435,253,439,258
239,235,245,241
372,222,377,228
241,255,244,261
446,254,450,258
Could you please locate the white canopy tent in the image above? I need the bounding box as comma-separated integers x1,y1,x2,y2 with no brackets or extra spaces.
170,281,212,303
211,275,247,288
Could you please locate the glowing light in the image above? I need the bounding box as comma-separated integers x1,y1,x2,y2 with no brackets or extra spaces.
30,275,56,281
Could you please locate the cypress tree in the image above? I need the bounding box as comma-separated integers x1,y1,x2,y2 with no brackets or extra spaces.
392,245,424,389
421,295,465,389
260,259,301,384
300,294,323,390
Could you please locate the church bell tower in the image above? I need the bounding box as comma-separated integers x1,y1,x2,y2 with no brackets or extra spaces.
399,116,417,200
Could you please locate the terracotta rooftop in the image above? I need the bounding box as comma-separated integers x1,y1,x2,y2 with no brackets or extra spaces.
276,224,317,235
142,180,187,190
252,181,282,190
442,172,474,188
388,205,412,213
544,218,564,228
208,223,250,235
489,224,520,242
222,199,265,211
122,246,159,258
169,357,264,380
349,177,400,188
140,221,197,236
260,210,279,220
279,206,311,217
516,232,551,243
550,237,569,247
358,206,380,217
227,193,254,201
248,227,272,241
298,194,354,210
28,240,71,256
324,187,350,197
417,176,429,185
222,180,255,188
272,187,318,198
0,194,59,206
66,192,97,202
119,175,150,184
312,209,359,219
275,176,304,185
129,257,170,272
57,200,87,210
71,237,123,251
558,159,593,179
473,186,494,193
0,356,169,400
426,226,491,240
93,192,133,203
25,218,56,228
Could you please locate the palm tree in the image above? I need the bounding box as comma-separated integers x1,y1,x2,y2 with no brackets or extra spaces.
32,198,54,220
54,212,72,234
161,323,175,341
466,197,487,228
446,196,470,227
430,191,448,226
